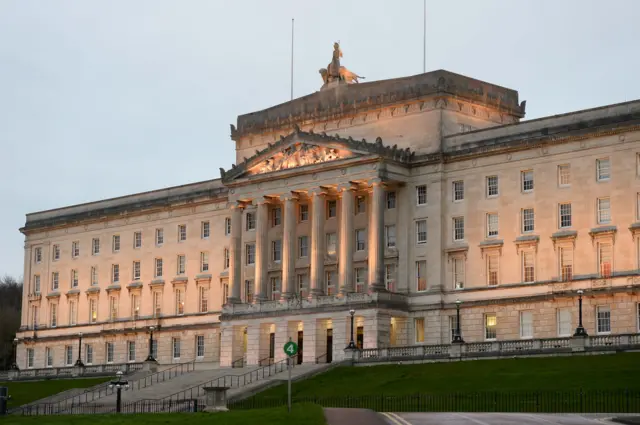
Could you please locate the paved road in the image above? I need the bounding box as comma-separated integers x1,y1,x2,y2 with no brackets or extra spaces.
380,412,625,425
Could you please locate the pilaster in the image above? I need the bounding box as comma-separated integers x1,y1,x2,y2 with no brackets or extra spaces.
338,185,355,293
310,189,326,296
255,200,270,301
281,194,298,299
368,180,386,292
228,205,244,304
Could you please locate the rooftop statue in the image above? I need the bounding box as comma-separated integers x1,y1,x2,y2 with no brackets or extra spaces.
319,42,364,86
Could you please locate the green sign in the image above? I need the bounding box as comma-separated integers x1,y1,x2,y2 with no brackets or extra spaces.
283,341,298,356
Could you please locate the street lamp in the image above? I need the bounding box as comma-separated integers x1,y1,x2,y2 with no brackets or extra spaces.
108,371,129,413
10,338,19,371
346,309,356,349
146,326,156,362
573,289,588,337
452,300,465,343
75,333,84,367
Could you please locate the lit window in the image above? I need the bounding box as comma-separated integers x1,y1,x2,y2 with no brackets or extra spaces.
415,318,425,343
598,242,612,278
596,158,610,182
559,247,573,281
177,254,186,274
298,236,309,258
416,220,427,244
201,221,210,239
558,164,571,187
416,185,427,205
416,260,427,292
178,225,187,242
131,294,140,319
559,203,572,228
386,192,396,209
597,198,611,224
89,298,98,323
596,306,611,334
486,176,499,197
487,213,499,237
155,258,163,278
133,231,142,249
298,205,308,222
485,314,497,340
557,309,572,337
355,229,366,251
522,251,535,283
92,238,100,255
246,244,256,265
520,311,533,339
327,201,337,218
272,240,282,262
522,170,534,192
272,208,282,226
522,208,535,233
200,252,209,272
453,217,464,241
156,228,164,245
453,180,464,201
487,253,499,286
385,225,396,248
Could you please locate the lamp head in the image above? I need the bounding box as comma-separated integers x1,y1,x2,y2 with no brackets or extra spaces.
149,326,155,332
349,309,355,316
116,371,123,378
456,299,462,305
577,289,584,295
78,332,83,337
13,338,18,344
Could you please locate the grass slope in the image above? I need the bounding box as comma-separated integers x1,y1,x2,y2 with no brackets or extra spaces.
256,352,640,399
1,377,111,407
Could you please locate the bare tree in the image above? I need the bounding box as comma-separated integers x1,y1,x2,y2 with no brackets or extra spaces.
0,275,22,370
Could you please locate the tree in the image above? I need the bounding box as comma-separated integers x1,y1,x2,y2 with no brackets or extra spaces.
0,275,22,369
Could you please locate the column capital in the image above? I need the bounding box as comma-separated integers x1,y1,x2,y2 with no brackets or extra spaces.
309,187,329,197
337,182,358,193
279,193,299,202
367,177,384,187
229,203,245,211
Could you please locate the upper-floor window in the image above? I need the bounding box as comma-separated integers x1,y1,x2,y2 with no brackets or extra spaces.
71,269,78,288
522,170,534,192
156,228,164,246
112,264,120,283
453,181,464,201
596,158,610,182
246,244,256,265
272,240,282,262
89,298,98,323
155,258,163,278
487,213,499,237
221,280,229,306
416,185,427,205
355,229,366,251
327,200,337,218
112,235,121,252
453,257,465,289
597,198,611,224
109,296,118,321
416,260,427,292
272,207,282,226
201,221,210,239
453,217,464,241
52,244,60,261
325,271,335,296
522,208,535,233
200,252,209,272
51,272,59,291
175,289,185,316
559,203,572,228
223,248,230,269
72,241,80,258
598,242,612,278
416,220,427,244
178,225,187,241
298,236,309,258
385,264,396,292
487,253,499,286
34,247,42,263
200,286,209,312
356,196,366,214
558,164,571,187
33,274,41,294
92,238,100,255
559,247,573,281
298,205,309,222
133,261,141,280
133,231,142,249
385,225,396,248
522,251,535,283
355,268,366,293
326,233,337,255
386,191,396,209
486,176,499,197
224,217,232,235
177,254,186,274
91,266,98,286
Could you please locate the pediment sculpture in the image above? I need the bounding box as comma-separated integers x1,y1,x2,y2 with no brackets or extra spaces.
249,143,350,175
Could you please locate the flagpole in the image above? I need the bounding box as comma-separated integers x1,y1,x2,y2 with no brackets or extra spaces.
423,0,426,73
291,18,294,100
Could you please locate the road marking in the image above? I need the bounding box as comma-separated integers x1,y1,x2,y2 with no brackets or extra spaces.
452,413,494,425
387,412,414,425
381,412,406,425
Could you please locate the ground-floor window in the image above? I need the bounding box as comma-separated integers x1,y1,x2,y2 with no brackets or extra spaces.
485,314,497,341
414,318,425,343
520,311,533,339
106,342,115,363
172,338,181,360
557,308,572,337
596,306,611,334
85,344,93,365
196,335,205,358
65,345,73,366
128,341,136,362
26,348,34,369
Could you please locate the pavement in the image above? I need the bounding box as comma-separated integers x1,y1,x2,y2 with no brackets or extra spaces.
379,412,632,425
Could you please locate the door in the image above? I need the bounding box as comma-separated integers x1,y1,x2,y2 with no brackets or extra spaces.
269,333,275,361
356,326,364,350
326,328,333,363
297,330,304,365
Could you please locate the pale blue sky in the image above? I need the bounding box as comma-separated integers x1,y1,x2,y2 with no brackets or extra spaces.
1,0,639,278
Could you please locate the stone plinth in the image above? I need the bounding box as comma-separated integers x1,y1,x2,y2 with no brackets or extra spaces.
203,386,229,412
571,335,587,352
143,359,159,373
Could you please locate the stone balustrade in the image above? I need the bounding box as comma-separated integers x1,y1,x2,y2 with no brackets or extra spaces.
7,362,144,381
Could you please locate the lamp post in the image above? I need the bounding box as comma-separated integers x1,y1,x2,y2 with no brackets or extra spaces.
75,333,84,367
146,326,156,362
108,371,129,413
346,309,356,349
452,300,465,343
573,289,588,337
10,338,19,371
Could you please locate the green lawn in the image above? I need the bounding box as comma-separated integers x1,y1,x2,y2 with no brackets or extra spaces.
1,377,111,407
2,405,326,425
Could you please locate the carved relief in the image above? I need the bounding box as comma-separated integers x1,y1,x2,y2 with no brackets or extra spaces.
250,143,348,175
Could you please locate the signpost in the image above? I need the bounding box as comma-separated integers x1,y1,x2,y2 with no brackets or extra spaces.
283,339,298,413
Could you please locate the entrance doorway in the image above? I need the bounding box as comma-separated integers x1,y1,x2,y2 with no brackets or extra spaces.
297,330,304,364
326,328,333,363
356,326,364,349
269,332,275,362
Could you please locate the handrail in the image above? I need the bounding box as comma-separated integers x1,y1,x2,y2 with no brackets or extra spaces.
315,353,327,364
258,356,274,366
231,357,245,368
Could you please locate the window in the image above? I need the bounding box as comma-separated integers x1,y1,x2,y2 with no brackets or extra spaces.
52,244,60,261
637,193,640,221
326,233,337,255
45,347,53,367
298,236,309,258
92,238,100,255
557,309,572,337
33,274,41,294
109,296,118,321
112,264,120,283
131,294,140,319
151,339,158,359
327,200,337,218
597,198,611,224
453,257,465,289
89,298,98,323
486,213,499,237
416,220,427,244
69,300,77,326
272,208,282,226
72,241,80,258
52,272,59,291
155,228,164,245
27,349,34,369
487,253,499,286
221,279,229,306
106,342,114,363
50,304,57,328
558,164,571,187
486,176,499,197
85,344,93,365
65,345,73,366
598,242,613,278
153,291,162,317
453,217,464,241
522,170,534,192
296,274,307,298
71,269,78,288
133,231,142,248
355,268,366,293
112,235,121,252
246,244,256,265
270,276,281,300
559,203,572,228
416,260,427,292
415,318,425,343
596,158,610,181
155,258,163,278
172,338,181,359
31,306,39,329
520,311,533,339
200,252,209,272
245,280,254,303
485,314,497,340
356,196,366,214
178,225,187,241
386,191,396,209
596,306,611,334
385,264,396,292
272,240,282,262
559,247,573,281
416,185,427,205
196,335,205,358
127,341,135,362
224,217,231,236
355,229,366,251
91,266,98,286
298,205,308,222
325,271,336,295
175,289,185,315
224,248,230,269
522,208,535,233
385,225,396,248
199,286,209,312
201,221,210,239
177,254,186,274
133,261,141,280
522,251,535,283
34,247,42,263
453,180,464,201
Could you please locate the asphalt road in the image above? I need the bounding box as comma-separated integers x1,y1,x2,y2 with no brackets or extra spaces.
380,412,623,425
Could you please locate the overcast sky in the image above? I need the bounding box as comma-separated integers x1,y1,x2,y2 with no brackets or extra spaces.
1,0,639,279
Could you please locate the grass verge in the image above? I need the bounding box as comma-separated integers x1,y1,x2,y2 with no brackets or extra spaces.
1,377,111,407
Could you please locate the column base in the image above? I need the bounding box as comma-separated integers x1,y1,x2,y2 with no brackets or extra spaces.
226,297,242,305
368,282,387,292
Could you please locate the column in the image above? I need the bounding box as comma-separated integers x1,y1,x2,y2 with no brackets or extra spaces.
338,185,354,293
368,180,386,291
255,201,269,301
227,205,243,304
310,189,326,296
280,195,297,299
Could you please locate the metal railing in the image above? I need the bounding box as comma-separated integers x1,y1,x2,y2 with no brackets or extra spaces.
315,353,327,364
258,356,274,366
231,357,245,368
134,361,196,391
8,362,144,381
18,399,202,416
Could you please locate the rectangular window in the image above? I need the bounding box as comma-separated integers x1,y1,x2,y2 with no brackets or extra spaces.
416,185,427,205
52,244,60,261
272,208,282,226
71,269,78,288
89,298,98,323
155,258,163,278
151,340,158,359
33,274,41,294
559,203,572,228
596,306,611,334
598,242,613,278
221,279,229,306
355,268,366,293
128,341,136,362
356,196,366,214
416,260,427,292
487,253,499,286
177,254,186,274
486,175,499,197
92,238,100,255
272,240,282,262
224,248,230,269
386,191,396,209
453,180,464,201
112,235,121,252
270,276,281,300
52,272,59,291
156,228,164,245
31,306,39,329
327,200,337,218
596,158,610,181
449,316,458,341
487,213,499,237
522,251,535,283
296,274,307,298
133,231,142,249
27,348,34,369
72,241,80,258
35,247,42,263
326,233,337,255
245,280,254,303
557,308,572,337
153,291,162,318
50,303,57,328
385,264,396,292
175,289,185,315
112,264,120,283
201,221,210,238
246,244,256,265
199,286,209,312
131,294,140,319
415,318,425,343
522,208,535,233
196,335,205,358
69,300,77,326
416,220,427,244
453,257,465,289
85,344,93,365
298,205,309,222
65,346,73,366
597,197,611,224
485,314,497,340
520,311,533,339
522,170,534,192
172,338,181,359
133,261,141,280
91,266,98,286
325,271,336,296
298,236,309,258
178,225,187,241
355,229,366,251
45,347,53,367
385,225,396,248
109,296,118,321
200,252,209,272
106,342,114,363
559,247,573,281
225,217,232,236
558,164,571,187
453,217,464,241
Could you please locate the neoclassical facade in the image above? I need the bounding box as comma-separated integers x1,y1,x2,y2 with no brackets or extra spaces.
16,66,640,370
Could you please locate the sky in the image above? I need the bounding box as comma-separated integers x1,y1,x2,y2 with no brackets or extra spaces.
1,0,639,279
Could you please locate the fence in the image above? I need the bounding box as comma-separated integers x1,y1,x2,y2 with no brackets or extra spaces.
17,399,203,416
230,390,640,414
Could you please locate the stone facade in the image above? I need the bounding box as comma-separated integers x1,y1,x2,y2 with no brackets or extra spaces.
16,68,640,370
